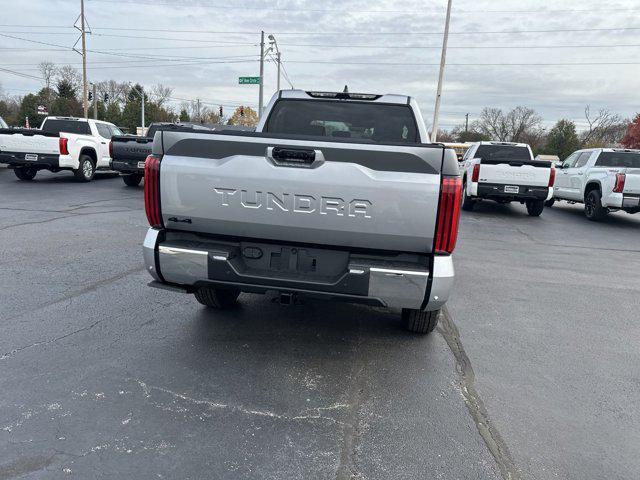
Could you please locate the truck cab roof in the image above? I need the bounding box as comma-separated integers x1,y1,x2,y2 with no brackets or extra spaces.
473,141,530,148
44,116,114,126
279,89,411,105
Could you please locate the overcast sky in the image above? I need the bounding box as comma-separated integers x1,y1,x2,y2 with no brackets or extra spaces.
1,0,638,130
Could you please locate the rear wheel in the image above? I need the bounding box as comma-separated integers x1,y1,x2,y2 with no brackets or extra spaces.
526,199,544,217
74,154,95,182
194,286,240,309
544,198,555,208
402,308,440,334
461,181,475,211
14,166,37,181
122,174,142,187
584,189,607,221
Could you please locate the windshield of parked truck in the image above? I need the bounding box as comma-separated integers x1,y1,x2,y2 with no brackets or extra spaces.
595,152,640,168
475,145,532,162
264,99,419,143
41,119,91,135
0,117,8,129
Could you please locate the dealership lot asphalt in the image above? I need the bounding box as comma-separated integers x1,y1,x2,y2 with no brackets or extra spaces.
1,168,638,480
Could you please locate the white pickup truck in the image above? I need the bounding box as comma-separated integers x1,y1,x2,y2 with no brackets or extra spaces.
0,116,122,182
550,148,640,220
460,141,555,216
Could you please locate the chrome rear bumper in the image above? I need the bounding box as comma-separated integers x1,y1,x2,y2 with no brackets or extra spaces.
143,228,453,311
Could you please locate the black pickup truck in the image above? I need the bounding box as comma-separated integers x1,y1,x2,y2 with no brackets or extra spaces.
110,123,213,186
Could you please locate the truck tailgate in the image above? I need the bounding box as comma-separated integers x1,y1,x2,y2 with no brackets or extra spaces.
478,159,551,187
111,135,152,163
158,132,445,253
0,130,59,155
623,169,640,195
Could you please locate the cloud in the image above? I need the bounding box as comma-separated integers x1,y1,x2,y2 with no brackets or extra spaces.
1,0,638,130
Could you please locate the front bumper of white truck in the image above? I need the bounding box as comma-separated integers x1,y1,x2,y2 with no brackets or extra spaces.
143,228,454,311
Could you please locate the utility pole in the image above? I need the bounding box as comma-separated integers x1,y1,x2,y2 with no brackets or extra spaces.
431,0,453,142
259,30,265,119
465,113,469,132
276,51,281,92
196,98,201,123
141,90,145,133
80,0,88,119
93,83,97,119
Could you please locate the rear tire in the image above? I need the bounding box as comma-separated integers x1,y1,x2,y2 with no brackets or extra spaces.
526,199,544,216
461,181,475,211
544,198,555,208
74,154,95,182
122,174,142,187
584,189,607,221
402,308,440,334
14,166,37,181
194,286,240,309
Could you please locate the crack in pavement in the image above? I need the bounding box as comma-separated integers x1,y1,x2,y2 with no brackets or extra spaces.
0,208,138,232
0,454,56,480
1,317,106,361
335,319,366,480
438,307,523,480
511,226,640,253
1,265,145,328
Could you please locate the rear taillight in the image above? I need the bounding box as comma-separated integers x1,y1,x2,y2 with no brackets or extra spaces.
434,176,463,254
108,140,113,158
471,163,480,183
144,154,163,228
59,137,69,155
548,168,556,187
613,173,626,193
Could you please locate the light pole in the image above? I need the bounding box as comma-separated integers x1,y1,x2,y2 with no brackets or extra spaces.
259,31,265,119
130,84,145,134
268,34,281,92
431,0,453,142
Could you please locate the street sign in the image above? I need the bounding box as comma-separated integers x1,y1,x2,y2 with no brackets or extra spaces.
37,105,48,115
239,76,261,85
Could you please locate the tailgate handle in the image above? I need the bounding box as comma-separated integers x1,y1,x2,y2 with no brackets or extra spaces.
271,147,316,164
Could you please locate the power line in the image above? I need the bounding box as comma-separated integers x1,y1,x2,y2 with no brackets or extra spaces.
0,66,43,81
281,60,640,66
8,26,640,36
81,1,640,15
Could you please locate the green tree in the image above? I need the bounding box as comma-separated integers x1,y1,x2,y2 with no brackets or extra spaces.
19,93,44,128
121,85,175,132
179,108,190,122
50,78,82,117
104,101,122,127
545,119,581,160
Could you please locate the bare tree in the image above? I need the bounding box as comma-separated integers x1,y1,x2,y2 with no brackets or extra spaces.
506,106,543,142
150,84,173,107
474,106,543,142
96,80,128,105
38,62,57,92
56,65,82,93
474,108,509,141
38,61,58,109
582,105,626,147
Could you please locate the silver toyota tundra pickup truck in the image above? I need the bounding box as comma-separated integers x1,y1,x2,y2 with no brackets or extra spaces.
142,90,462,334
